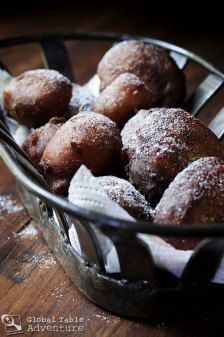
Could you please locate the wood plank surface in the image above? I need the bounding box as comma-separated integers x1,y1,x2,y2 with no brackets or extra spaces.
0,2,223,336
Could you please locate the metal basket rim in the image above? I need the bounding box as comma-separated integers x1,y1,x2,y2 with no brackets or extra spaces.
0,31,224,237
0,31,223,78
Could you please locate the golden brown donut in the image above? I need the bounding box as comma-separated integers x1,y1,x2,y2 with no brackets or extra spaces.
97,40,186,106
3,69,72,127
121,108,224,205
154,157,224,250
22,117,65,167
96,176,152,221
39,112,122,195
93,73,153,128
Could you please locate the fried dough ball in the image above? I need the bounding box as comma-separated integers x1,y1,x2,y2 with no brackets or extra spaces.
22,117,65,167
97,40,185,106
96,176,152,221
154,157,224,250
93,73,153,127
3,69,72,127
121,108,224,205
39,112,122,195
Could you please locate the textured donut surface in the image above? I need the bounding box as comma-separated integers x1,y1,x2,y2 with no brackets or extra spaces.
154,157,224,249
98,40,186,106
93,73,153,127
3,69,72,127
22,117,64,167
96,175,152,221
39,111,122,195
121,108,224,204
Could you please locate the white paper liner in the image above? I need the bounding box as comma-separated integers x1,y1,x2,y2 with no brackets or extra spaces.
68,165,224,283
85,74,100,97
69,75,100,115
0,69,12,102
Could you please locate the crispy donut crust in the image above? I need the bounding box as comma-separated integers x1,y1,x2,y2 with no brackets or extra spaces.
121,108,224,205
3,69,72,127
93,73,153,128
154,157,224,250
96,175,152,221
97,40,186,106
22,117,65,167
39,111,122,195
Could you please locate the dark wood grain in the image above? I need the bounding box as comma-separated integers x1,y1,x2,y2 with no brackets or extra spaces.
0,3,223,337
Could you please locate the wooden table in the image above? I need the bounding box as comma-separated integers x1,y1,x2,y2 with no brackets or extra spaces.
0,3,223,336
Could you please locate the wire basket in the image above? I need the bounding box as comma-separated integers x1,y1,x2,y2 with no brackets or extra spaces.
0,32,224,323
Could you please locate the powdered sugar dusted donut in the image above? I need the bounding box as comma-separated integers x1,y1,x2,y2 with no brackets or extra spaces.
3,69,72,127
121,108,224,204
96,176,152,221
93,73,153,127
22,117,65,167
154,157,224,249
39,112,122,195
97,40,186,106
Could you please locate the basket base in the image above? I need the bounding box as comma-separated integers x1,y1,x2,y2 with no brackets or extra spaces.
17,187,224,323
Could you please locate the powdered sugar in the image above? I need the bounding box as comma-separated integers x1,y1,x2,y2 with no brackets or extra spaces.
121,108,223,202
67,164,224,283
13,224,38,239
93,72,152,126
11,69,71,106
96,176,152,221
154,156,224,226
21,69,71,87
68,166,133,221
64,111,121,153
40,110,122,194
98,40,168,90
0,194,23,214
63,111,122,152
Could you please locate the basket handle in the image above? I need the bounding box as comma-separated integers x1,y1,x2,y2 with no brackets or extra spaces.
40,39,74,81
184,73,223,116
101,227,156,281
180,238,224,286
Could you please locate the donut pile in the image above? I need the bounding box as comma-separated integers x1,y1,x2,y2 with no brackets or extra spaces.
3,40,224,250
